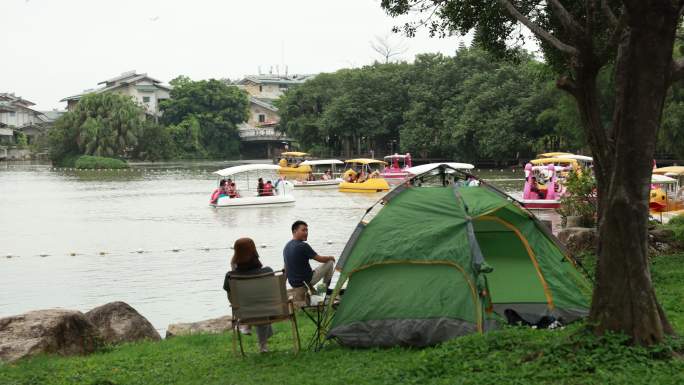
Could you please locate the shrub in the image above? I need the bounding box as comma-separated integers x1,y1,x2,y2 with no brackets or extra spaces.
74,155,128,169
556,168,597,226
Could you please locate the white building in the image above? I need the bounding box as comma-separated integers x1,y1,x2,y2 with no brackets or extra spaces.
0,93,51,145
61,70,171,116
0,93,47,128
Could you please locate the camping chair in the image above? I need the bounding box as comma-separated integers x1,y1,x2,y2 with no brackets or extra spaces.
227,270,301,356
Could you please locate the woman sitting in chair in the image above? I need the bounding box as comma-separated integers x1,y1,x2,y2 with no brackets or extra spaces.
223,237,273,353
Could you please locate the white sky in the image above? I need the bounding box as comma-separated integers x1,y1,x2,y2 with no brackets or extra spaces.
2,0,469,110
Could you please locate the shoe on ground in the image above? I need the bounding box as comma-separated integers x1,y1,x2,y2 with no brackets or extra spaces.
239,325,252,335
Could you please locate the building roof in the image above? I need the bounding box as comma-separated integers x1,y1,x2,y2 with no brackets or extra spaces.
39,110,66,122
250,97,278,112
0,93,35,107
61,71,171,102
237,74,316,86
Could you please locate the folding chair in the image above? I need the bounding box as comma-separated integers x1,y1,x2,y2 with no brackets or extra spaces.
227,269,301,356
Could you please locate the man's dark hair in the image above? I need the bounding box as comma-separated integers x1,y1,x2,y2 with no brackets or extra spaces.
291,220,307,233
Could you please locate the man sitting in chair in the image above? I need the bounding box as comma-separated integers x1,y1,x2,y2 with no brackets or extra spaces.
283,220,335,295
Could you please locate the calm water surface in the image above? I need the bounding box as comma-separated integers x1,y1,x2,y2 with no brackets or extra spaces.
0,161,556,335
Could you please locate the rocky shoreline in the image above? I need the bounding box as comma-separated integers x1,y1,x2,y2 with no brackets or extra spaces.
0,301,231,363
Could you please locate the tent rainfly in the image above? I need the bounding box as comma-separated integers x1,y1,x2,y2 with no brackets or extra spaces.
326,164,592,348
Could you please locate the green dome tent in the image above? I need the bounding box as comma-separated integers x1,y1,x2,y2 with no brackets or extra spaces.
326,164,592,348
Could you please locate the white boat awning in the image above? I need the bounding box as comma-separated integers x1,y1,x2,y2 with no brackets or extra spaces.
300,159,344,166
214,164,281,177
407,162,475,176
557,154,593,162
652,174,677,184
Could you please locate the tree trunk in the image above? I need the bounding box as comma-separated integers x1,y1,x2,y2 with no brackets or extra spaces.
584,5,677,345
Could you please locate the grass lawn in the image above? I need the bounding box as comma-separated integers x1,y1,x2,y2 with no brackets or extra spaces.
1,254,683,385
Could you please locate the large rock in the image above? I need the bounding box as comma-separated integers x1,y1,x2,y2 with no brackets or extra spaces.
85,301,160,344
557,227,598,255
0,309,101,363
166,315,233,338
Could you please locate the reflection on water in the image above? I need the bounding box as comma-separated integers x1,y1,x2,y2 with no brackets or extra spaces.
0,162,555,335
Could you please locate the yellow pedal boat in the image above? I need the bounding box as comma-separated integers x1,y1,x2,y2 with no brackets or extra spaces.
339,158,390,193
278,151,312,178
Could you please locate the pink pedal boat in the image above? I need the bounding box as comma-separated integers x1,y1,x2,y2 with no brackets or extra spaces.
382,153,413,180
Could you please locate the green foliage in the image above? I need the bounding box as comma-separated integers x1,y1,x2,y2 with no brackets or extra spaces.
49,93,145,163
14,132,28,148
160,77,249,159
278,48,583,161
557,169,597,226
73,155,128,169
2,254,684,384
133,120,177,161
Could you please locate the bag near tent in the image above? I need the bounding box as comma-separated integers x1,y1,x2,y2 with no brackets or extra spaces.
326,165,592,348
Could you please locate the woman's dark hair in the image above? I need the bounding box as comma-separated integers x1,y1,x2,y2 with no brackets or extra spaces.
291,220,307,233
219,179,227,187
231,238,262,271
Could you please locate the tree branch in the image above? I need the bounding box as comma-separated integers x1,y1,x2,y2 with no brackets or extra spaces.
556,75,578,97
497,0,579,56
601,0,618,27
548,0,586,35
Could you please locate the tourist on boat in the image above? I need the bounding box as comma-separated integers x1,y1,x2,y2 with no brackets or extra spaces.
210,179,227,204
223,237,273,353
322,170,331,180
262,181,274,196
357,170,368,183
227,182,240,198
283,220,336,292
257,178,265,196
307,172,315,181
467,176,480,187
275,175,286,190
530,177,546,199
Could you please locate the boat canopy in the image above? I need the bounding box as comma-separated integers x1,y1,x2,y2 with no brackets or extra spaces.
537,152,573,158
383,154,410,159
214,164,281,177
300,159,344,166
652,174,678,184
406,162,475,175
345,158,387,165
653,166,684,176
530,157,579,166
557,154,593,162
281,151,308,157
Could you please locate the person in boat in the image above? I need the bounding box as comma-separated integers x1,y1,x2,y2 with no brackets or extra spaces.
530,177,546,199
322,170,331,180
227,182,239,198
346,171,357,183
307,172,315,181
223,237,274,353
356,170,368,183
283,220,336,293
257,178,265,196
262,180,274,196
210,179,227,204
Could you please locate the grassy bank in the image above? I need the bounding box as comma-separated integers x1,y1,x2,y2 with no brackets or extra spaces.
2,254,683,385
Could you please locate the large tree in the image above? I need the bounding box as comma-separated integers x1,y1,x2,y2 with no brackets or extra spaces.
161,76,249,158
382,0,681,344
49,93,145,161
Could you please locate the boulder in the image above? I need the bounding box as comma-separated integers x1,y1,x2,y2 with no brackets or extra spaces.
0,309,101,363
650,228,675,243
85,301,160,345
557,227,598,255
166,315,233,338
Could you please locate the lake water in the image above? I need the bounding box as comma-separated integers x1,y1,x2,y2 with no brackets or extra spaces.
0,161,557,335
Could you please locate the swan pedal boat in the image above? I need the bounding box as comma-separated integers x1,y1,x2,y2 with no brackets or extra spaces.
212,164,295,208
